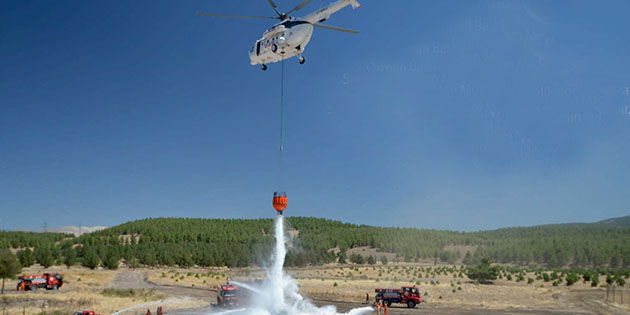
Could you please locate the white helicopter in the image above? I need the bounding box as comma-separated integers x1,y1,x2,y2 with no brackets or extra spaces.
199,0,360,70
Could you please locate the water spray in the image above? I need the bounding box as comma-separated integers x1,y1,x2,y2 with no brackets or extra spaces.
210,216,372,315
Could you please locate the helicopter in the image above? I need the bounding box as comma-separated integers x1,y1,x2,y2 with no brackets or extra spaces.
198,0,361,70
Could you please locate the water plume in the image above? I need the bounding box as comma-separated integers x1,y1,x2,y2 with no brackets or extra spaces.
211,215,372,315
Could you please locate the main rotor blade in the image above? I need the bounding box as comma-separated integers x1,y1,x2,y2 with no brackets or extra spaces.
197,12,278,20
267,0,283,16
313,23,359,34
286,0,313,15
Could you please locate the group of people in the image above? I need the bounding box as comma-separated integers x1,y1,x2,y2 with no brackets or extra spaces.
366,293,387,315
145,307,164,315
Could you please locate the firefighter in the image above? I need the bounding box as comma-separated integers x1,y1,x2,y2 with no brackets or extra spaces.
384,302,388,315
157,306,163,315
376,299,382,315
146,309,151,315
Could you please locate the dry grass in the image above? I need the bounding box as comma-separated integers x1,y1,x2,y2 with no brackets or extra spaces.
5,263,628,314
1,266,205,315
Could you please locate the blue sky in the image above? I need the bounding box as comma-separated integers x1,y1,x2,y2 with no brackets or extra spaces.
1,0,629,231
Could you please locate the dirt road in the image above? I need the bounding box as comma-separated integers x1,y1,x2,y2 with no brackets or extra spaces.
169,299,585,315
110,271,214,301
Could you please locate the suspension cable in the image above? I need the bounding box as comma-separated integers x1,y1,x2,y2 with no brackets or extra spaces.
280,55,285,152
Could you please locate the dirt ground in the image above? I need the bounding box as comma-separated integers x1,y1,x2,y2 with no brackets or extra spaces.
2,264,629,315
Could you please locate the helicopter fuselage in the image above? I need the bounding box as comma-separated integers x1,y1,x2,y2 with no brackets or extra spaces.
249,20,313,66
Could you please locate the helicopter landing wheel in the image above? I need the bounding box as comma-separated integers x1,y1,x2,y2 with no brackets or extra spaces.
299,56,305,64
261,64,267,71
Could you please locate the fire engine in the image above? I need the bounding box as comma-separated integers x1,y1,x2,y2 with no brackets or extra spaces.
72,311,102,315
375,286,422,308
217,283,241,307
17,273,63,292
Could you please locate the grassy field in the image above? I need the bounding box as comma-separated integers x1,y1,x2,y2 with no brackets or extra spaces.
2,263,629,314
0,266,206,315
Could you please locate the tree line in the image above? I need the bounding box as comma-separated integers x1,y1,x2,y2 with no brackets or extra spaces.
0,217,629,270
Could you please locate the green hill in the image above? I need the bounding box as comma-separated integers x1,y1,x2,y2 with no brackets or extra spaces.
595,215,630,228
1,216,629,270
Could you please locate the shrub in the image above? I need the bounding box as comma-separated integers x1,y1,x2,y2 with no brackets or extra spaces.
591,274,599,287
566,273,579,286
542,273,550,282
466,258,499,283
380,255,389,265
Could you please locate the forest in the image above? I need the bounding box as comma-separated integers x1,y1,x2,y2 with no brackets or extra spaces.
1,216,629,271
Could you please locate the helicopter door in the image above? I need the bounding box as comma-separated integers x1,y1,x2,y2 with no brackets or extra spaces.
256,40,261,56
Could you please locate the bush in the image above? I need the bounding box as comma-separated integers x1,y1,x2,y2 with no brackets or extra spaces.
16,249,35,268
380,255,388,265
367,255,376,265
591,274,599,287
565,273,578,286
349,253,365,264
81,249,100,270
466,258,499,283
606,274,614,285
616,275,625,287
542,273,550,282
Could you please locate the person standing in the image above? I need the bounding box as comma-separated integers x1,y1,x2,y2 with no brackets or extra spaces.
365,293,370,304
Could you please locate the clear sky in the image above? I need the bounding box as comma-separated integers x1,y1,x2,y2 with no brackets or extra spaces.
1,0,629,231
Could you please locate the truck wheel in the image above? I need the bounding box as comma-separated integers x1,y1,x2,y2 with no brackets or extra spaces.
387,300,392,307
407,300,416,308
30,286,37,292
52,285,58,290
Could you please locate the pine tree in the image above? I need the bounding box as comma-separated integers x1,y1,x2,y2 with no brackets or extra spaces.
0,249,22,294
35,246,54,268
82,248,100,270
17,248,35,267
380,255,388,265
64,249,77,268
367,255,376,265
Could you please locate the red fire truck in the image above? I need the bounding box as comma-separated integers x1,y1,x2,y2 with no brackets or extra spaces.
17,273,63,292
375,286,422,308
72,311,102,315
217,283,241,307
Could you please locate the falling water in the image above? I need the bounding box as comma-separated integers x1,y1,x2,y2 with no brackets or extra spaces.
211,215,372,315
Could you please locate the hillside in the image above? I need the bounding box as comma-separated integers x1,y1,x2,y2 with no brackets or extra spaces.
595,215,630,228
1,216,629,270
